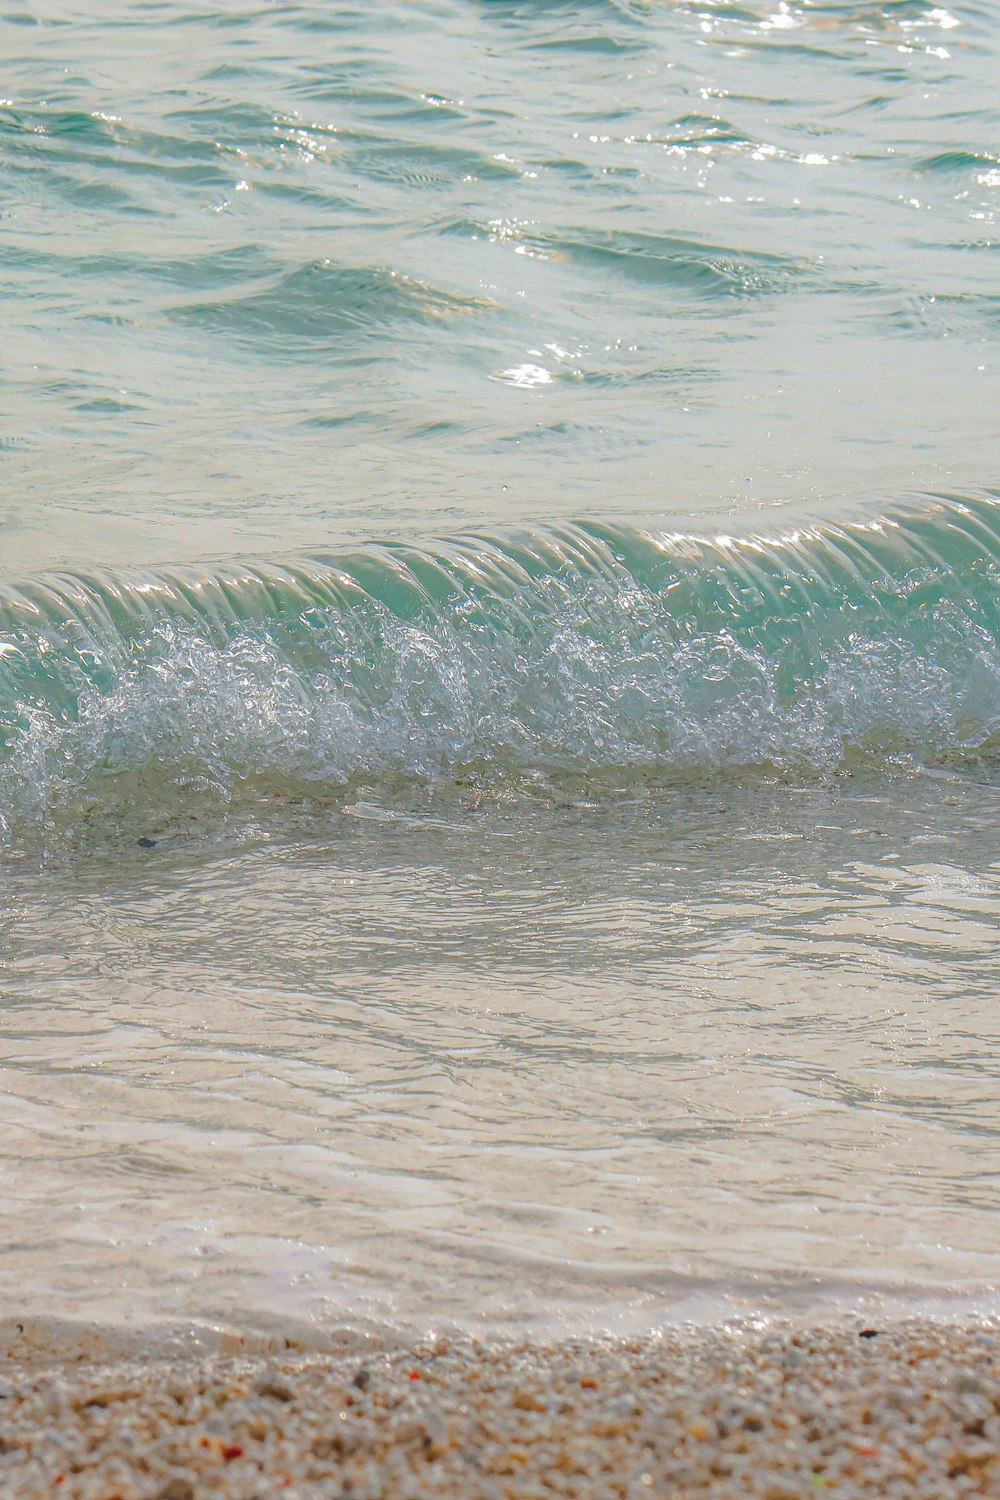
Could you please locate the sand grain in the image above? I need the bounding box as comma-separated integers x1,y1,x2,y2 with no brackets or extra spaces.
0,1321,997,1497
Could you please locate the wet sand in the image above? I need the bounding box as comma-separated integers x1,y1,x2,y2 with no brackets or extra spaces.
0,1320,997,1497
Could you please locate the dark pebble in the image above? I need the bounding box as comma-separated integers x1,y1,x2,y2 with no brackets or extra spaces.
252,1374,294,1403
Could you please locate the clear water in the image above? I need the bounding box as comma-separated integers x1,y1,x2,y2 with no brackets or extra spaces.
1,0,999,1346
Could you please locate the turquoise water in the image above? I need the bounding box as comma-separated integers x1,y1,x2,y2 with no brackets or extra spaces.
6,495,1000,840
1,0,1000,1345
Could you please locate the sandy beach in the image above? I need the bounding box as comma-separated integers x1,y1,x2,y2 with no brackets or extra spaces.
0,1319,996,1497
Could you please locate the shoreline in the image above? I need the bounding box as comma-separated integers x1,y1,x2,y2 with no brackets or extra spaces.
1,1318,997,1497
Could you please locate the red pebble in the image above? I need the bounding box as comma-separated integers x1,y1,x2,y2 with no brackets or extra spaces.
222,1444,244,1462
409,1370,421,1381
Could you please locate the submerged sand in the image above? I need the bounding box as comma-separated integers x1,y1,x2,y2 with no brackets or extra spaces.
0,1321,997,1498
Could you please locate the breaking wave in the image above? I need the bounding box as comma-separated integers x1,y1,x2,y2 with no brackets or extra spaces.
4,491,1000,841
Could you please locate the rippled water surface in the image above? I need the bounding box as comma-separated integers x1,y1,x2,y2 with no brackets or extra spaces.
3,0,999,565
5,770,1000,1340
2,0,1000,1342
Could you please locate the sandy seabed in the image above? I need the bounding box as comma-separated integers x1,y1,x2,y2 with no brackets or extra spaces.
0,1320,997,1499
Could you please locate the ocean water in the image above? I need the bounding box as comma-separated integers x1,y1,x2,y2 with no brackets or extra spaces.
2,0,1000,1349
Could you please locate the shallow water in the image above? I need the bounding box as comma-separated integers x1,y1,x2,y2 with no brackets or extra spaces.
4,767,1000,1338
2,0,1000,1342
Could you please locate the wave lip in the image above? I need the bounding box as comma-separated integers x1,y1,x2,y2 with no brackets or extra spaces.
2,491,1000,838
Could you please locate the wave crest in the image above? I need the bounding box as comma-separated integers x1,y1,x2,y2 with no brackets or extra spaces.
3,492,1000,840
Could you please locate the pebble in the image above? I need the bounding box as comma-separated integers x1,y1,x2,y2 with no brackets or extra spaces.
154,1479,195,1500
251,1372,294,1403
0,1321,995,1496
511,1388,548,1412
